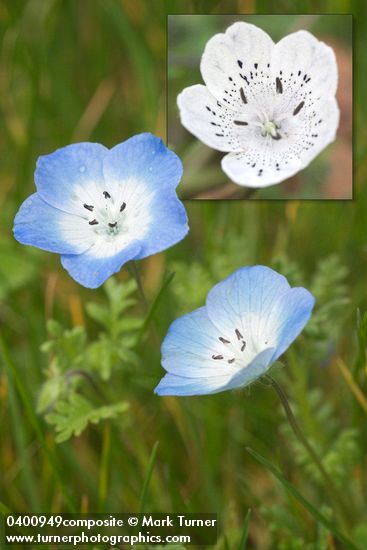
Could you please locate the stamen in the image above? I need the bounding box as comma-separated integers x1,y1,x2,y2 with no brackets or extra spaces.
235,328,243,340
275,77,283,94
212,354,224,360
293,101,305,116
108,222,117,228
103,191,111,199
241,341,246,352
271,133,282,140
234,120,248,126
83,204,94,211
240,87,247,104
219,337,230,344
228,358,235,364
120,202,126,212
89,219,99,225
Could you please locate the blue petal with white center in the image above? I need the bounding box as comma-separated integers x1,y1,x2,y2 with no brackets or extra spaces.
35,142,108,215
61,241,141,289
13,194,94,254
13,134,188,288
104,133,183,192
154,266,315,396
155,348,275,396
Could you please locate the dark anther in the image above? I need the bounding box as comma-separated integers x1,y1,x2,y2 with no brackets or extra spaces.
234,120,248,126
120,202,126,212
275,77,283,94
103,191,111,199
240,87,247,104
83,204,94,211
237,60,243,68
241,341,246,352
235,328,243,340
219,337,230,344
271,132,282,140
89,219,99,225
228,358,235,364
212,354,224,360
254,63,258,69
108,222,117,228
293,101,305,116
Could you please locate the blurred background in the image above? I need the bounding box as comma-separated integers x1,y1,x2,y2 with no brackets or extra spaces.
168,14,353,199
0,1,366,549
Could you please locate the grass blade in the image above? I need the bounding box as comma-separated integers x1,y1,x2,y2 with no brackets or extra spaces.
245,447,360,550
137,272,175,343
238,509,251,549
139,441,159,514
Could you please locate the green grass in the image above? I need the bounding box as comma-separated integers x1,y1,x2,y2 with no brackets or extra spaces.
0,1,366,549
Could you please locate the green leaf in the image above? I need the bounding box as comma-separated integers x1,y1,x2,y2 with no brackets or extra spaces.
45,394,129,443
37,376,65,413
41,323,87,372
139,441,159,513
238,509,251,549
85,302,111,327
245,447,360,550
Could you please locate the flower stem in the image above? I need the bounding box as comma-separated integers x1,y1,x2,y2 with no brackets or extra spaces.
265,375,351,531
128,260,148,312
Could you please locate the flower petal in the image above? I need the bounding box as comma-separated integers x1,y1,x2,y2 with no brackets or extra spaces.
103,133,183,193
102,133,188,258
161,307,240,378
270,287,315,362
61,240,141,289
177,85,242,152
221,149,303,188
13,193,94,254
155,348,275,396
200,21,274,106
295,97,339,167
271,30,338,99
35,142,108,215
221,95,339,187
205,266,314,360
135,192,188,259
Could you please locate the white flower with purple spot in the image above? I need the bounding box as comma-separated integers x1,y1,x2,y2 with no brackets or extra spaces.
177,22,339,188
155,266,314,396
13,133,189,288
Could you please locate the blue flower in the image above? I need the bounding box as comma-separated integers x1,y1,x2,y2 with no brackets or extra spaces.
155,266,315,396
13,133,189,288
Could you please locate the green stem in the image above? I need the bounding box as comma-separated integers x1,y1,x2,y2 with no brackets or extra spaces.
98,422,112,512
266,375,351,531
128,260,148,312
0,332,76,512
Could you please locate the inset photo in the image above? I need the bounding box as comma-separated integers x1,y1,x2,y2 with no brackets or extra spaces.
168,14,353,200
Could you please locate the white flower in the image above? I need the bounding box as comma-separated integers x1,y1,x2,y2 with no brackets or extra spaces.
177,22,339,188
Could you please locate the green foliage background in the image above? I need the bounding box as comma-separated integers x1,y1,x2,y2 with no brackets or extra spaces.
0,1,366,549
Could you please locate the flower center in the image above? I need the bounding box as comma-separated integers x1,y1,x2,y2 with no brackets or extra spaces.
83,190,127,239
211,328,247,366
261,120,282,140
